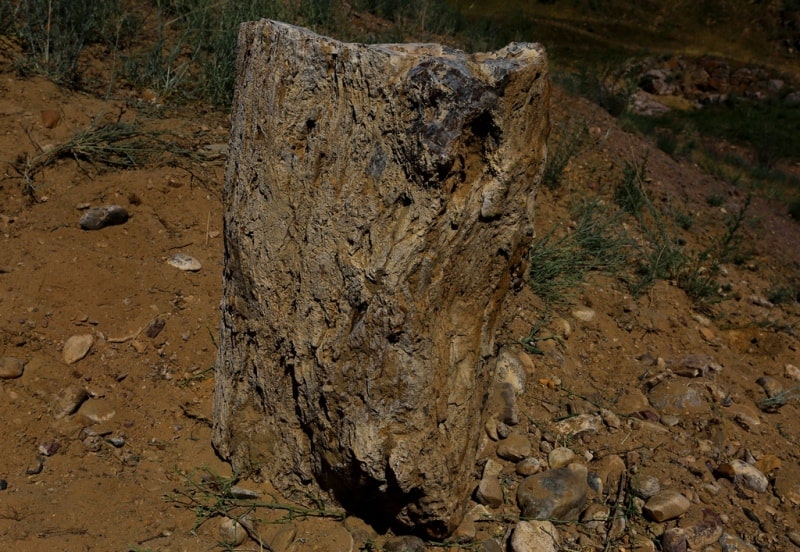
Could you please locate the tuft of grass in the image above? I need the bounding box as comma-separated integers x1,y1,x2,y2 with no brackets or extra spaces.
528,199,633,305
706,193,725,207
11,0,126,85
6,114,200,202
542,119,587,189
614,156,649,216
166,467,346,549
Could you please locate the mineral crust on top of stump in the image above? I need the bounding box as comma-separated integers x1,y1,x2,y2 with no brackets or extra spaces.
213,19,549,537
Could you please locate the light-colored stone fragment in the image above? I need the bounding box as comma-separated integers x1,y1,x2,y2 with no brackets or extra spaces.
497,432,532,462
716,460,769,493
63,334,94,364
553,413,603,437
642,489,691,521
511,520,559,552
548,447,577,469
0,357,25,379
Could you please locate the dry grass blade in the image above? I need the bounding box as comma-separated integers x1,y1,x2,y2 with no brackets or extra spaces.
165,468,346,547
8,116,198,202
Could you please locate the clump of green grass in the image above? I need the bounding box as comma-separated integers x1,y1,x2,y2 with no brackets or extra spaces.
542,119,587,189
615,157,649,216
10,0,126,85
527,199,633,305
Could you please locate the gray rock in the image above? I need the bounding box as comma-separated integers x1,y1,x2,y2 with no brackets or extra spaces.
552,414,603,437
756,375,783,398
76,399,116,424
219,517,247,546
510,520,559,552
495,350,527,394
62,334,94,364
648,380,707,415
685,509,723,549
516,457,542,476
451,504,490,543
52,385,90,419
517,463,589,520
497,432,532,462
631,475,661,499
661,528,687,552
719,533,758,552
496,421,512,439
79,205,129,230
498,383,520,425
475,475,504,509
269,526,296,552
600,408,621,430
642,490,690,521
716,460,768,493
481,538,504,552
0,356,25,379
167,253,202,272
548,447,577,469
212,19,550,538
593,454,626,498
384,535,426,552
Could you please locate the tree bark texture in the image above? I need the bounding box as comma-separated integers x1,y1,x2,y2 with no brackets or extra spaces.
213,19,549,537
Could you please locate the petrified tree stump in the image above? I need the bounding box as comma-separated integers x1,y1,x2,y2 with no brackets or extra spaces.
213,19,549,537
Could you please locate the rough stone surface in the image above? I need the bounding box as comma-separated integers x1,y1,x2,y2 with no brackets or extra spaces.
716,460,769,493
497,432,532,461
719,533,758,552
548,447,577,469
211,20,549,538
62,334,94,364
642,489,691,521
510,520,559,552
648,380,707,415
384,535,426,552
516,463,588,520
0,356,25,379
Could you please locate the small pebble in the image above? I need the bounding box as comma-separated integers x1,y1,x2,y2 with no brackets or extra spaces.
383,535,426,552
511,520,559,552
167,253,202,272
572,306,596,322
38,440,61,457
643,489,691,521
497,432,531,461
517,463,589,520
62,334,94,364
0,479,7,490
106,436,125,448
79,205,129,230
26,457,44,475
756,376,783,398
715,460,769,493
0,356,25,379
631,475,661,499
548,447,577,469
785,364,800,382
496,421,511,439
52,385,90,419
516,457,542,476
219,517,247,546
786,531,800,548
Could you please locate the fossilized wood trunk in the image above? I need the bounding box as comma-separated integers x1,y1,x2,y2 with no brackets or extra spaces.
213,19,549,537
